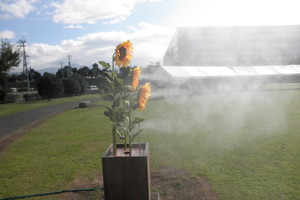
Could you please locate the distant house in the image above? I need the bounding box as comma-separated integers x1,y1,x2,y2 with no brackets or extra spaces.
162,25,300,90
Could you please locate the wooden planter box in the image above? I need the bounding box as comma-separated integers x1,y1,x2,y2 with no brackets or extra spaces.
102,143,151,200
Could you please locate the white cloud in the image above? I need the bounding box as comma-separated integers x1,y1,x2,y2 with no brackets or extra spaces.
103,16,127,25
51,0,162,24
63,25,83,29
26,43,67,71
52,0,135,24
23,22,173,71
0,13,11,19
0,30,15,39
0,0,38,19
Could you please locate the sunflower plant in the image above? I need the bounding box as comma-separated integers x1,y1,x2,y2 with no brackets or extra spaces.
99,40,151,156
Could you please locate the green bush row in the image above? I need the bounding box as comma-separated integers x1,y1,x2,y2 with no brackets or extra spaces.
5,94,20,103
23,93,40,101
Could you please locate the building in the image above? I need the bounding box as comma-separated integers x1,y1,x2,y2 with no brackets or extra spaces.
162,25,300,91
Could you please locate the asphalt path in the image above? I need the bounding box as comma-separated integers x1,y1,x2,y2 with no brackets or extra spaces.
0,97,101,140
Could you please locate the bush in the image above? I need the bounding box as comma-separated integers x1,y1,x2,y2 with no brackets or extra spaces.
85,89,101,94
37,74,63,101
62,77,81,96
23,93,40,101
5,93,20,103
0,89,7,103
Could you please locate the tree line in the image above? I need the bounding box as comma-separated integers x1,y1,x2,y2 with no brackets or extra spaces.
36,64,109,101
0,40,109,102
0,40,162,103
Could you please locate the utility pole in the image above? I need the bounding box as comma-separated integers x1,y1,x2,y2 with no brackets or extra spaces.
66,53,72,76
60,60,64,78
18,39,30,91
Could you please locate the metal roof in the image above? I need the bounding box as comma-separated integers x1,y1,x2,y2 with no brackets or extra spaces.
163,25,300,77
162,65,300,77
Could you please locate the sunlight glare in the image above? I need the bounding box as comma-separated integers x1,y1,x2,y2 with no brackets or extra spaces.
173,0,300,27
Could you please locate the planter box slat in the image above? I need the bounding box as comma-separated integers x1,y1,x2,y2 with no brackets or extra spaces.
102,143,151,200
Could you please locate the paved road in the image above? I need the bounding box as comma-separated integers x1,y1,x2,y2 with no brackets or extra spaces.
0,98,101,140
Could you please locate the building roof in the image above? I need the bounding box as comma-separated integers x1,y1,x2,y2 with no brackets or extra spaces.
162,25,300,77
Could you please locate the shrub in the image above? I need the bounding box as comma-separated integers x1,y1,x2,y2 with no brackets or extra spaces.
37,74,63,101
0,89,7,103
5,93,20,103
23,93,40,101
62,77,81,96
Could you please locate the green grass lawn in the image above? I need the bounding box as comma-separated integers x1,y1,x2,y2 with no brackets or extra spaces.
263,83,300,90
0,94,100,117
0,90,299,199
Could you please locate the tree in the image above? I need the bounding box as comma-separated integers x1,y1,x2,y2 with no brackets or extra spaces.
78,66,90,77
37,73,62,101
90,63,101,78
0,40,20,102
71,73,86,94
0,40,20,75
8,73,25,89
72,67,78,74
62,76,81,96
56,66,75,78
28,68,41,82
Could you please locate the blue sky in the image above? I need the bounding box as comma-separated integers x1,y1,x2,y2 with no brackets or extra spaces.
1,0,300,72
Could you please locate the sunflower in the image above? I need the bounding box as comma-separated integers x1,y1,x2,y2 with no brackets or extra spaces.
115,40,133,67
138,82,151,111
132,66,141,91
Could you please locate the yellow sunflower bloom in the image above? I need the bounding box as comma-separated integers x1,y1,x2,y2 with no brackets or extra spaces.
132,67,141,91
115,40,133,67
138,82,151,111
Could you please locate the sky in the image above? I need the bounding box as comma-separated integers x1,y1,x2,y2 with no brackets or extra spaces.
1,0,300,72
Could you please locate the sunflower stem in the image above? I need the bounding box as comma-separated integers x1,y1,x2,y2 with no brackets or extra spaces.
112,53,117,156
128,93,136,156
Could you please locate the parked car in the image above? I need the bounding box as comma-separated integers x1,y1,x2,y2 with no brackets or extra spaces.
10,88,18,92
87,85,99,91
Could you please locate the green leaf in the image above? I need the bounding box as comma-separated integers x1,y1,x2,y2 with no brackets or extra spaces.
102,70,112,77
104,110,112,117
115,76,123,87
98,61,111,69
98,104,112,112
112,95,121,108
116,130,125,140
131,129,144,142
132,117,144,124
129,124,135,131
117,125,127,131
115,111,124,123
104,76,113,84
124,93,132,99
132,104,139,110
102,94,113,101
124,100,130,110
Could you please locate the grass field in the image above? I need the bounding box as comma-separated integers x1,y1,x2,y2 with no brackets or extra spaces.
263,83,300,90
0,90,299,199
0,94,100,117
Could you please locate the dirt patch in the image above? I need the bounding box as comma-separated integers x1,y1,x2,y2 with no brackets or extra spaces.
58,166,218,200
151,166,218,200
